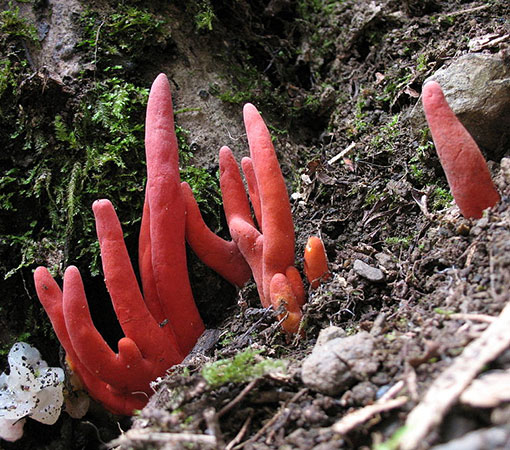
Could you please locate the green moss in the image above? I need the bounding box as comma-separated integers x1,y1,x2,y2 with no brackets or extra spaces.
0,3,39,43
202,349,286,388
384,234,414,249
431,186,453,211
371,113,400,153
77,4,169,72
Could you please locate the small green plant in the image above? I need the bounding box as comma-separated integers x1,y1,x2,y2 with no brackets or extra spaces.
350,93,369,136
384,235,413,249
184,0,216,32
219,331,235,347
364,188,385,206
433,308,454,316
371,114,400,152
195,6,215,31
0,4,39,43
373,426,408,450
416,53,428,71
201,349,286,388
409,162,425,182
431,186,453,211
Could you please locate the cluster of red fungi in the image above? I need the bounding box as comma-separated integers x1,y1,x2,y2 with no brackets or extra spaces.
33,76,499,416
33,74,330,415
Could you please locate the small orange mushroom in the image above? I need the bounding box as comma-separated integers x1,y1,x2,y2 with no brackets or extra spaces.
304,236,331,289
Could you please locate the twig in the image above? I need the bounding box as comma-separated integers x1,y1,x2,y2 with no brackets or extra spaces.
92,20,104,79
327,142,356,165
108,429,217,448
444,4,490,17
332,396,408,435
400,299,510,450
238,306,276,344
489,247,497,300
449,313,496,323
236,388,308,448
217,379,259,418
204,407,225,448
378,379,404,402
331,380,406,434
404,364,419,402
225,411,253,450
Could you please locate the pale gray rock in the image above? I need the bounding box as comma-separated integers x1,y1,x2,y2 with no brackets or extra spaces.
301,330,378,396
431,426,510,450
409,53,510,159
353,259,385,282
315,326,346,347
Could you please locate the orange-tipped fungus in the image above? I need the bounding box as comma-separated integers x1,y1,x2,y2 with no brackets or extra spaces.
304,236,331,289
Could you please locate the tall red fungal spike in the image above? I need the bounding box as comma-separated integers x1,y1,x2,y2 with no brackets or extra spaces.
219,146,264,300
219,104,305,333
143,73,204,355
422,81,500,219
33,74,206,415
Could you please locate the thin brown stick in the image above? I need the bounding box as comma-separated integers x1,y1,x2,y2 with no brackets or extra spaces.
449,313,496,323
108,429,217,448
226,411,253,450
217,378,259,418
204,407,225,448
332,396,408,435
445,4,490,16
237,388,308,447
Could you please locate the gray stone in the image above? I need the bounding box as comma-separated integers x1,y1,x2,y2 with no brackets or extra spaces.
409,53,510,159
301,331,378,396
431,426,510,450
375,252,396,270
315,326,346,347
349,381,377,405
353,259,385,282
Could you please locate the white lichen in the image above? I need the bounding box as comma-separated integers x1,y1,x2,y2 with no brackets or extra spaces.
0,342,64,442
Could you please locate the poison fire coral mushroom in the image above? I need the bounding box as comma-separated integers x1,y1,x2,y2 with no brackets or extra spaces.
422,81,500,219
304,236,331,289
218,104,305,333
34,74,206,415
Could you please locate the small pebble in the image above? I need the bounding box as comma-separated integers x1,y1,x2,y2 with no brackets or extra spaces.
353,259,385,282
